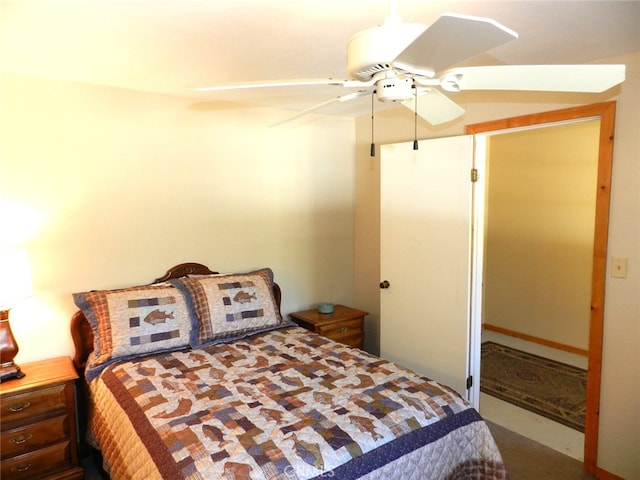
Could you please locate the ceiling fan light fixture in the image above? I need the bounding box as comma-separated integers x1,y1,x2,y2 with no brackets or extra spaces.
375,76,414,102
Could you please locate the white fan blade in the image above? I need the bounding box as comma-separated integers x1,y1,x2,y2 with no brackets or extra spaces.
402,88,465,125
393,13,518,77
271,90,371,127
440,64,626,93
195,78,371,92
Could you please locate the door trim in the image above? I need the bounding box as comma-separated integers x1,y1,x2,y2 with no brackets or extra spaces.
466,101,616,476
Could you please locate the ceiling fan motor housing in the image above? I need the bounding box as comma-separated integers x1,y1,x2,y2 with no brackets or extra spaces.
347,20,426,81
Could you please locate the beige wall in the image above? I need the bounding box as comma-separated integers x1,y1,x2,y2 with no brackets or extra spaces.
483,121,599,351
354,52,639,478
0,73,356,365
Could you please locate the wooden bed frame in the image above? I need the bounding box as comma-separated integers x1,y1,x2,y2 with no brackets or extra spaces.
69,262,282,373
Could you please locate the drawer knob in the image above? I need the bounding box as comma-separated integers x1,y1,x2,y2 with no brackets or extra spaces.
12,462,33,473
379,280,390,289
339,327,348,334
10,433,33,445
7,401,31,413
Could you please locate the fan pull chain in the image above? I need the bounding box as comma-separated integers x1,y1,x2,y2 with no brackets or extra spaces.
370,91,376,157
413,88,419,151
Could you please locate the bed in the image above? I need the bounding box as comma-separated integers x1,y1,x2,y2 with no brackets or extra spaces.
70,262,507,480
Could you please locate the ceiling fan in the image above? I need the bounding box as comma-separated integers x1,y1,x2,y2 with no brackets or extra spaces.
195,4,625,127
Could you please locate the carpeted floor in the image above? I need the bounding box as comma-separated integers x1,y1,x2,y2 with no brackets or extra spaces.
480,342,587,432
487,421,594,480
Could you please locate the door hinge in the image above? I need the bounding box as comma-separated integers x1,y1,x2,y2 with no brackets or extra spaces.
470,168,478,182
466,375,473,389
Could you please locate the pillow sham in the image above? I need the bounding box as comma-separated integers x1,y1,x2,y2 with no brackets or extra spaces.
170,268,285,347
73,283,194,380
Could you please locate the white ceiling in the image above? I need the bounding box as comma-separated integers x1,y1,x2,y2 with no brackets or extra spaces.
2,0,639,117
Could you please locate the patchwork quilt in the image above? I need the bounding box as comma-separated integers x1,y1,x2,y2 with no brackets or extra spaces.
88,327,507,479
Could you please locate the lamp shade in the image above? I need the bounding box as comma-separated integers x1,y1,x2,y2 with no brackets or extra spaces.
0,248,33,309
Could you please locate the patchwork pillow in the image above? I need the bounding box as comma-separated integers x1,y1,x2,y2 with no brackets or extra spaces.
73,284,194,380
170,268,285,347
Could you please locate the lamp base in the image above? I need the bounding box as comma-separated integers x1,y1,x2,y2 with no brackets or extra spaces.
0,362,25,382
1,307,23,382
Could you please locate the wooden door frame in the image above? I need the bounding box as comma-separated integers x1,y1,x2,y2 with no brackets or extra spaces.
466,101,616,476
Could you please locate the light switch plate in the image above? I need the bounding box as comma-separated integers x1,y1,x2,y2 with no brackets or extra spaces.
611,257,628,279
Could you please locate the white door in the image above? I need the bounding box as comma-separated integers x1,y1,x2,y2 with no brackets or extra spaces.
380,135,482,402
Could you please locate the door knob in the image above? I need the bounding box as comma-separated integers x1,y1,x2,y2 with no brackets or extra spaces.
379,280,390,289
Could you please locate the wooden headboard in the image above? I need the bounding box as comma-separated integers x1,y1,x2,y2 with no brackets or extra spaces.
69,262,282,373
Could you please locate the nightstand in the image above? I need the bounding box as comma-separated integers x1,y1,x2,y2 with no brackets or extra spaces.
289,304,367,349
0,356,83,480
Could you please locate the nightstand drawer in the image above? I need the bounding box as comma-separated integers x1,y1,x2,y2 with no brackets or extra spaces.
1,441,72,480
338,334,364,349
1,415,70,458
317,318,363,340
1,384,69,426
